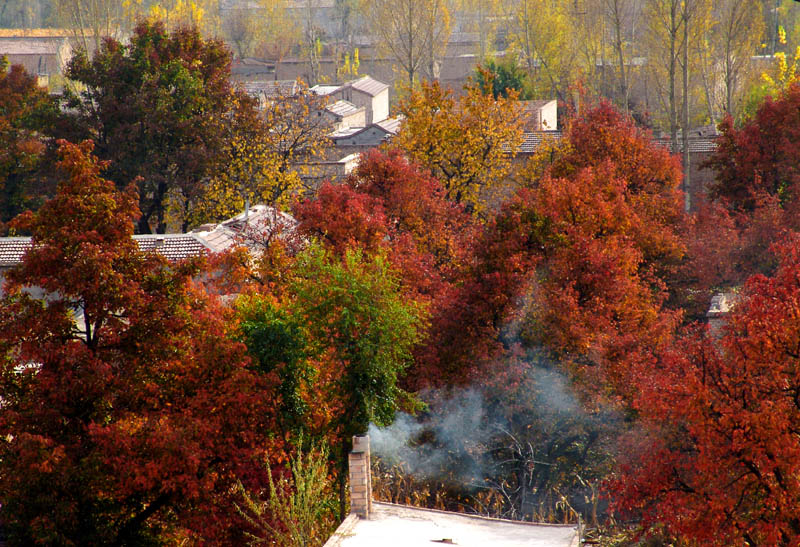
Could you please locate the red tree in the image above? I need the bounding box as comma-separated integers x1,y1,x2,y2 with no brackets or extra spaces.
707,84,800,214
612,235,800,545
465,103,685,395
0,57,60,228
294,150,479,386
0,141,277,544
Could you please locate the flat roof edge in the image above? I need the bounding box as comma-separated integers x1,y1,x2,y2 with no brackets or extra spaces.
323,513,360,547
371,501,580,529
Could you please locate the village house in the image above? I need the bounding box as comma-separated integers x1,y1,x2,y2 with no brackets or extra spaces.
0,28,75,90
312,75,390,125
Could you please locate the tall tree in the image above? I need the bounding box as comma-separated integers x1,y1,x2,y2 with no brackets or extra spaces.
0,140,273,544
603,0,638,113
192,83,332,224
707,83,800,214
702,0,764,121
508,0,575,102
64,20,237,233
238,244,425,518
365,0,451,85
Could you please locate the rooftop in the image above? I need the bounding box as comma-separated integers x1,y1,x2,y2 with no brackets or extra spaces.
518,131,563,154
191,204,298,254
374,116,402,134
0,38,67,56
327,502,580,547
240,80,300,98
348,75,389,97
653,137,717,153
312,76,389,98
0,234,210,266
0,28,91,38
326,99,364,118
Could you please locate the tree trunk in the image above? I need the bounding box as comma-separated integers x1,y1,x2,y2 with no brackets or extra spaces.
682,3,691,213
669,1,678,155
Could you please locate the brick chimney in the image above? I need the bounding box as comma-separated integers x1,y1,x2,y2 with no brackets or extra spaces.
349,435,372,519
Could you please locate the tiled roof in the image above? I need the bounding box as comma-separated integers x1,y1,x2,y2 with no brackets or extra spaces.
311,76,390,99
0,237,31,266
0,28,88,38
191,204,298,254
132,234,209,261
0,234,209,266
0,38,65,55
311,84,341,96
653,137,718,153
518,131,563,153
326,100,363,118
330,126,363,139
241,80,299,98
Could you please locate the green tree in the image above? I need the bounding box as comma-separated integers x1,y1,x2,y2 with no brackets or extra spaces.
64,20,238,233
237,244,426,519
474,57,533,99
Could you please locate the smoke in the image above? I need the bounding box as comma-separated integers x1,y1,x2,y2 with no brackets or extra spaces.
369,388,497,484
368,352,596,488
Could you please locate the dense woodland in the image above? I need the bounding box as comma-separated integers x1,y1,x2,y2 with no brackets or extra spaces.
4,7,800,547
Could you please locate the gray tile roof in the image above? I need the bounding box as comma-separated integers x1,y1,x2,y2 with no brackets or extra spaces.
374,116,402,134
0,237,32,266
0,234,209,266
653,137,718,153
0,38,63,55
241,80,299,98
518,131,563,154
515,132,717,154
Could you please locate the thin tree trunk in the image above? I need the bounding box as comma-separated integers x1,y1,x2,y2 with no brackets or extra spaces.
682,3,691,213
669,1,678,155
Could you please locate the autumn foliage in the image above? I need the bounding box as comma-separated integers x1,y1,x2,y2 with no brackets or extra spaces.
8,42,800,545
0,57,59,228
612,236,800,546
0,141,277,544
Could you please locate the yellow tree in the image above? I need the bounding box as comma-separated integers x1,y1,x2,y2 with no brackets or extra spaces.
192,84,332,224
507,0,575,101
124,0,222,37
697,0,763,122
365,0,451,85
223,0,300,62
393,79,524,214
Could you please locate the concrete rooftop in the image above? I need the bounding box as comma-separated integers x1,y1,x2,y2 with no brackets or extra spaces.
328,502,580,547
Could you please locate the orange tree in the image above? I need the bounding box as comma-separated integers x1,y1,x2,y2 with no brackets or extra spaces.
0,140,278,544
